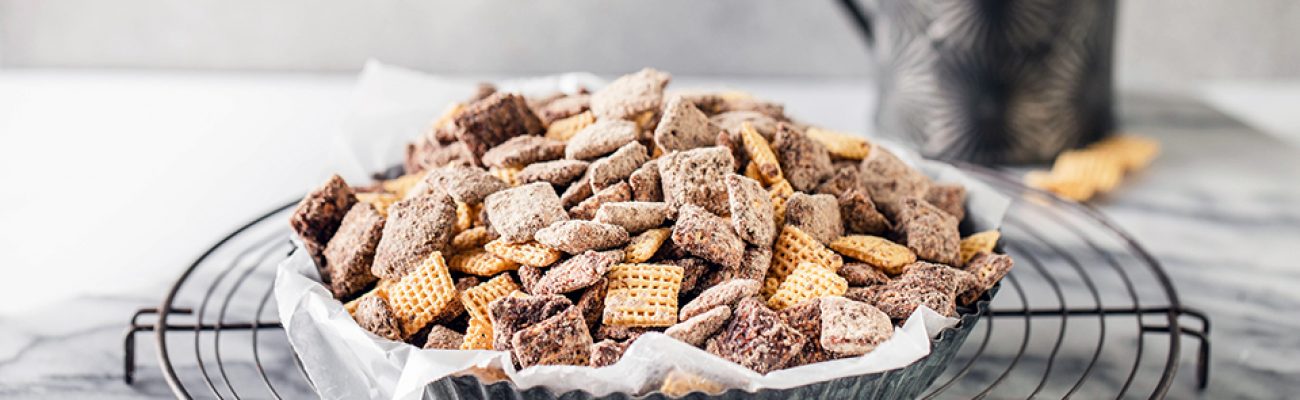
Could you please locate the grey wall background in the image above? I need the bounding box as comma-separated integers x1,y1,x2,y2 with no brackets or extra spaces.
1,0,1298,88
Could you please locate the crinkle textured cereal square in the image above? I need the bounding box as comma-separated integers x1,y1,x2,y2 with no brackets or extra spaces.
534,250,621,295
511,307,594,368
372,192,458,280
623,228,671,263
654,96,719,152
451,226,494,253
768,262,849,310
815,164,865,199
960,252,1013,304
386,253,458,337
817,296,892,356
569,181,632,220
484,182,569,243
671,204,745,269
489,166,521,187
829,235,916,275
461,275,522,323
589,339,630,368
679,278,760,321
324,203,384,299
860,147,931,218
453,92,545,158
704,246,772,288
535,94,590,126
589,142,649,191
772,124,833,192
575,278,608,332
534,220,630,254
861,261,976,318
838,190,892,235
777,298,832,365
603,263,684,327
353,295,403,341
768,225,843,295
664,257,710,296
590,68,670,121
560,174,594,209
726,174,776,246
518,159,589,187
784,192,844,245
480,135,565,169
355,192,399,217
960,230,1001,266
546,110,596,142
715,128,747,174
628,159,663,202
658,147,736,215
461,317,494,350
704,297,806,374
895,197,962,266
291,174,357,270
739,122,783,185
595,202,672,234
566,119,639,160
516,265,544,294
665,305,731,347
805,127,872,160
449,248,519,276
488,294,572,350
406,138,476,174
485,238,563,267
925,183,967,221
838,262,892,286
423,325,466,350
768,179,794,227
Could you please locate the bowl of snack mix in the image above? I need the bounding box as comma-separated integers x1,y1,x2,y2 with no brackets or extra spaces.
278,67,1014,400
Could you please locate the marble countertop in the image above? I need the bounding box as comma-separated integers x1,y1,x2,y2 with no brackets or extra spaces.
0,71,1296,399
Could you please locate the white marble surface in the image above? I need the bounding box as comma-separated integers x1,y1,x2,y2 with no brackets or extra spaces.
0,71,1297,399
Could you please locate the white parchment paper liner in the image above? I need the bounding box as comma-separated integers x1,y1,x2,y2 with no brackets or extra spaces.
276,61,1011,400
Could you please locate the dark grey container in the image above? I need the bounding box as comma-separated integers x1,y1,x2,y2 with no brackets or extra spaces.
420,285,998,400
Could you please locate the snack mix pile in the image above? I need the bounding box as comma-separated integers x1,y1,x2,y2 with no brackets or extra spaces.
290,68,1014,380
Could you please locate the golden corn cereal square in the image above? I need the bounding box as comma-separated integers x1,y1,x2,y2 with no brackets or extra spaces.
449,248,520,276
743,162,764,183
1052,150,1123,193
959,230,1001,265
461,275,522,322
659,368,725,397
460,317,494,350
602,263,684,327
385,252,458,338
451,226,493,253
1025,170,1096,202
485,238,564,267
545,110,596,142
740,122,784,185
489,166,522,187
829,235,916,275
624,228,671,263
381,173,425,199
453,201,475,233
805,127,872,160
769,225,843,286
768,262,849,310
355,192,400,217
768,178,794,227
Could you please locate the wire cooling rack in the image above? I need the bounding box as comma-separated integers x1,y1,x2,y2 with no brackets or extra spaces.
122,165,1209,399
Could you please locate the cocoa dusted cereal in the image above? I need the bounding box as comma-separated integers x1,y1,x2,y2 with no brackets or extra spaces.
489,294,572,351
838,190,892,235
425,165,509,205
517,159,588,186
484,182,569,244
838,263,892,287
725,174,776,246
894,197,961,266
560,174,594,209
533,250,621,295
291,174,357,269
704,297,806,374
783,192,844,245
534,94,590,126
654,96,719,152
565,119,639,160
665,305,731,347
590,67,670,121
589,339,631,367
817,296,892,356
569,181,632,220
534,220,629,254
627,159,663,202
777,298,833,365
860,147,931,217
711,111,778,141
658,147,735,215
353,295,403,341
925,183,967,221
588,141,648,190
671,204,745,269
324,203,385,299
371,191,458,280
423,325,466,350
480,135,565,169
454,92,544,158
679,278,760,321
511,307,594,367
773,124,834,192
594,201,673,234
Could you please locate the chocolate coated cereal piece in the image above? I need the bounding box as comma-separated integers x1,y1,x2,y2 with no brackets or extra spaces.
372,191,458,280
511,307,594,367
566,119,639,160
590,68,671,121
665,305,731,347
405,138,476,174
516,265,544,294
480,135,565,168
814,164,866,198
959,252,1013,304
560,174,594,209
817,296,892,356
860,147,931,218
518,159,589,187
925,183,967,221
354,295,403,341
575,279,609,332
658,147,736,215
672,204,745,269
534,250,622,294
423,325,466,350
772,124,833,192
838,263,891,286
777,298,832,365
654,96,719,152
484,182,569,243
535,94,590,125
628,159,663,202
594,324,651,342
894,197,961,266
324,203,385,299
589,339,630,367
589,142,649,191
838,190,892,235
290,174,357,270
569,181,632,220
679,278,761,321
534,220,630,254
704,297,806,374
426,165,509,205
715,129,748,173
718,97,786,121
454,92,545,158
489,294,572,351
710,111,778,142
725,174,776,246
664,257,710,296
594,201,673,234
783,193,844,245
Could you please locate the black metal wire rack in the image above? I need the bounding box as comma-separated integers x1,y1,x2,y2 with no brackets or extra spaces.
122,165,1209,399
